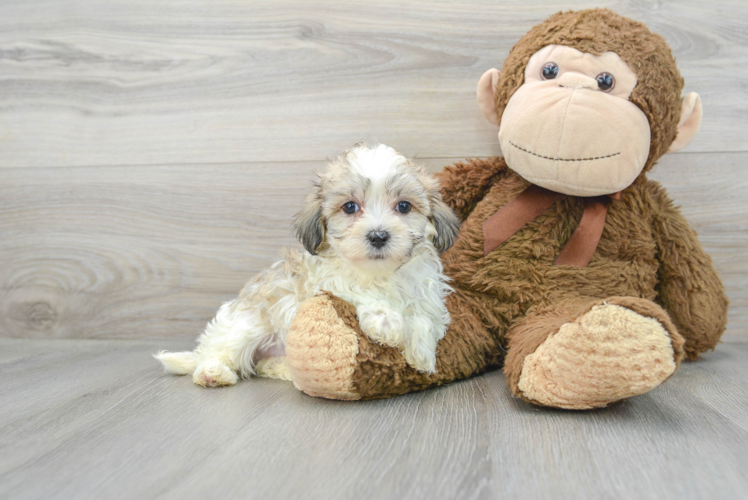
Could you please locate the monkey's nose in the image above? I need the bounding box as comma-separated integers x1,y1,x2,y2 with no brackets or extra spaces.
558,72,598,91
367,230,390,249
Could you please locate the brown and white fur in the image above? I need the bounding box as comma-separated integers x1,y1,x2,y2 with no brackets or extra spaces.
154,143,460,387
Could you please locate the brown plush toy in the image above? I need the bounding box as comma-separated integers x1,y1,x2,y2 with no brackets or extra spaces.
283,8,729,409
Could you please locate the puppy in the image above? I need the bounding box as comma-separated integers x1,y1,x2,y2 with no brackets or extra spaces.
155,143,460,387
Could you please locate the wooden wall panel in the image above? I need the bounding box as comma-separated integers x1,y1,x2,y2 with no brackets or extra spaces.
2,153,745,339
0,0,746,340
0,0,746,168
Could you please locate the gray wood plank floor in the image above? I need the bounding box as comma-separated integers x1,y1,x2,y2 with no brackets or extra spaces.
1,337,747,500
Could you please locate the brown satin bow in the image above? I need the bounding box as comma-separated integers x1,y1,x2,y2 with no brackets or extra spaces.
482,184,621,267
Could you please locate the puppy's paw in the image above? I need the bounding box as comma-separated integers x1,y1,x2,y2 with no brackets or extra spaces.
193,359,239,387
357,305,404,347
401,315,442,373
403,342,438,374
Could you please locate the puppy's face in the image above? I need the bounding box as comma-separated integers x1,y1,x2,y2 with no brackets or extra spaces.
294,144,459,274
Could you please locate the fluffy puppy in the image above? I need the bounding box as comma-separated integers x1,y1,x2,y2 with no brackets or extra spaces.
155,143,460,387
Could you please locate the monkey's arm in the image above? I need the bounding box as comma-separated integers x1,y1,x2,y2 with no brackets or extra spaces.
435,157,508,221
649,181,729,360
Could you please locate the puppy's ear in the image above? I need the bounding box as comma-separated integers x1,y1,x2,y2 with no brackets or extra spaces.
293,194,325,255
430,198,460,253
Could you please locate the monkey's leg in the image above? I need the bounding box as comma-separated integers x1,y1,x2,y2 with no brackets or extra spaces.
285,292,501,400
504,297,686,410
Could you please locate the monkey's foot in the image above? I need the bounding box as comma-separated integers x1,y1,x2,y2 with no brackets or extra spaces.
286,294,362,400
287,292,495,401
516,303,681,409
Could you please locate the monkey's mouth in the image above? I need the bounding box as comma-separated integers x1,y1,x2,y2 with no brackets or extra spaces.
509,141,621,162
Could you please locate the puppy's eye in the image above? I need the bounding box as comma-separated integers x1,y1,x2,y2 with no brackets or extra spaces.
542,62,559,80
342,201,359,214
396,201,411,214
596,72,615,92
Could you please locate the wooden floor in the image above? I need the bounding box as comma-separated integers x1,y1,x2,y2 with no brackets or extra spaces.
1,336,747,500
2,1,748,499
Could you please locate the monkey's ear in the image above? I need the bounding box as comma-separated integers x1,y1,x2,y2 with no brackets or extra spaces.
477,68,501,126
431,199,461,253
293,197,325,255
668,92,702,153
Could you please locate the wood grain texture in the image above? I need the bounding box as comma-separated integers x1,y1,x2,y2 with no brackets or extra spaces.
2,152,746,339
0,161,317,339
1,3,745,498
0,0,747,168
0,337,746,500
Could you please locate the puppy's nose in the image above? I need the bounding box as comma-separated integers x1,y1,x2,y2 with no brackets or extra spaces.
367,230,390,249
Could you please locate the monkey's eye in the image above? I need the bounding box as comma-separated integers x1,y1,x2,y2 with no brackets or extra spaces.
342,201,359,214
541,62,559,80
396,201,411,214
596,72,615,92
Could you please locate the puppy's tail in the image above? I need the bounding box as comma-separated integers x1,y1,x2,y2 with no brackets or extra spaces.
154,351,197,375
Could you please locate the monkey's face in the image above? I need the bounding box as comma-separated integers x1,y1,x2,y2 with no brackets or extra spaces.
497,45,651,196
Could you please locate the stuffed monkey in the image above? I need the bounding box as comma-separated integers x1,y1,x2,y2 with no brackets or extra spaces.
284,8,728,409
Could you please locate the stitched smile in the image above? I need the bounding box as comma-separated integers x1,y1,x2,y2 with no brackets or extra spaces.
509,141,621,162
